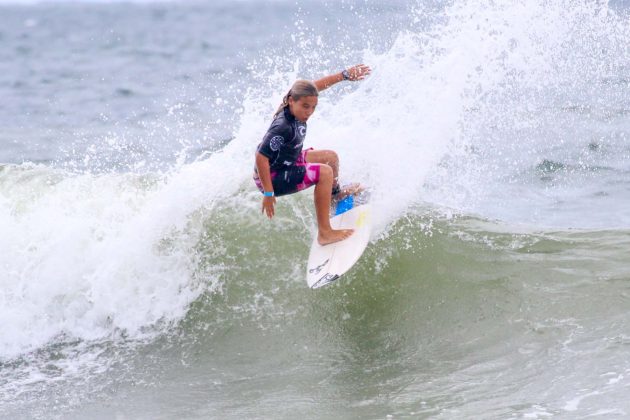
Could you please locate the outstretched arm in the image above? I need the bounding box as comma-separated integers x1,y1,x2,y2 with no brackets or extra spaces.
313,64,371,92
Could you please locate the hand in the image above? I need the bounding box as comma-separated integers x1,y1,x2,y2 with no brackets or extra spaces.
262,195,276,219
345,64,371,81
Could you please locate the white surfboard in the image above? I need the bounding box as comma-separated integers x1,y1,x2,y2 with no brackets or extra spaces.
306,200,372,289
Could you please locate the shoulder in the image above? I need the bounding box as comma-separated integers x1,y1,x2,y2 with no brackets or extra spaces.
266,112,293,137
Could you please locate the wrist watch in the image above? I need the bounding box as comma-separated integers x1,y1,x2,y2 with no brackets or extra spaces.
341,69,350,80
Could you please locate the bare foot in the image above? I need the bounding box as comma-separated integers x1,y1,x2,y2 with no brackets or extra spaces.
318,228,354,245
332,183,364,201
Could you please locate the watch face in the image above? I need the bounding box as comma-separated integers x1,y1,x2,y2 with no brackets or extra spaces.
342,70,350,80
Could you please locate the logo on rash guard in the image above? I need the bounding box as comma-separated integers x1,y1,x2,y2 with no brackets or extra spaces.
298,126,306,137
270,136,284,151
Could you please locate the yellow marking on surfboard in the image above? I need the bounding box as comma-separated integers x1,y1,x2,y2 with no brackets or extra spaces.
356,210,369,228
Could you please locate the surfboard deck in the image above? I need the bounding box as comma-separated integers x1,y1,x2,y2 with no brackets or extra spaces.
306,195,371,289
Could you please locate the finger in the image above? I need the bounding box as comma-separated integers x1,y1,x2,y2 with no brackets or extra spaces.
352,65,370,80
359,65,371,75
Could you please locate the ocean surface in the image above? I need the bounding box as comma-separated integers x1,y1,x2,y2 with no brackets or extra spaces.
2,0,630,418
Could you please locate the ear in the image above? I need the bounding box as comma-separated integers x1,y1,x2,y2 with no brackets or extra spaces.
287,96,295,106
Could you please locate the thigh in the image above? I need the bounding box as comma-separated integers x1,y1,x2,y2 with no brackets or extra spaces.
304,149,337,165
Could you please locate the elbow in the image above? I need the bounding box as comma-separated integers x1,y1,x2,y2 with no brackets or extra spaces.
256,152,269,168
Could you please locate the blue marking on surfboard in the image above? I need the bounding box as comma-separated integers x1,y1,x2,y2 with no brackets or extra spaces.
334,195,354,216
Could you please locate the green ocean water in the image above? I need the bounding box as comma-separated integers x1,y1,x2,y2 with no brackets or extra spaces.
2,0,630,418
7,195,630,418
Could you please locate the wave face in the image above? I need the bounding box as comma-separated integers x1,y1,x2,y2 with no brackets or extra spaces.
1,0,630,418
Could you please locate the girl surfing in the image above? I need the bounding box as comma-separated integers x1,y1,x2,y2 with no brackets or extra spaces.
254,64,371,245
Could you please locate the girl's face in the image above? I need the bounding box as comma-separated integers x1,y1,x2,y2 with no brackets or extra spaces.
288,95,318,122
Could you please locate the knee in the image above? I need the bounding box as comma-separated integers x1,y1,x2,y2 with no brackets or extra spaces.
318,164,333,182
317,150,338,166
326,151,339,165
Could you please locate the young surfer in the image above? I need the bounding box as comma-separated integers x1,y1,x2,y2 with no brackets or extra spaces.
254,64,371,245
